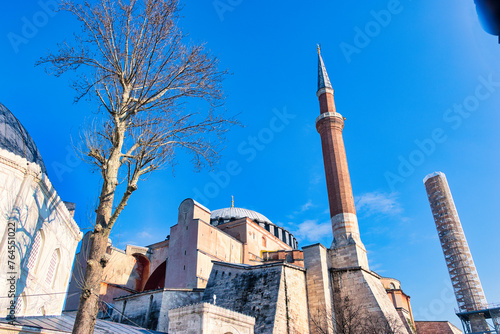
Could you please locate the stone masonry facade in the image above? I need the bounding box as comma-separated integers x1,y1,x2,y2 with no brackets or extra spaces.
168,303,255,334
201,262,309,334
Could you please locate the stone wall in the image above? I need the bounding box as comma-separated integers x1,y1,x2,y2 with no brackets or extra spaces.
111,289,163,330
329,241,369,270
156,288,204,332
415,321,463,334
303,243,333,334
165,199,244,289
272,265,309,334
168,303,255,334
330,266,409,333
201,262,309,334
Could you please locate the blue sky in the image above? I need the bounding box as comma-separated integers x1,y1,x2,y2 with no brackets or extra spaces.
1,0,499,328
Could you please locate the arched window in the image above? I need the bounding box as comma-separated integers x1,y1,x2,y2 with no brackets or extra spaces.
262,236,267,247
27,230,43,271
15,293,25,316
390,282,396,289
45,249,60,286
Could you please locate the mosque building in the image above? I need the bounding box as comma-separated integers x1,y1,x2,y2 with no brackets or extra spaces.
0,103,82,318
63,48,421,333
0,50,466,333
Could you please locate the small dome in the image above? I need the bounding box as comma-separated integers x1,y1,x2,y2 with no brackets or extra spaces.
211,207,273,225
0,103,47,174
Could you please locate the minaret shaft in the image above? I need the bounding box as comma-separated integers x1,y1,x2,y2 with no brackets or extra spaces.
313,47,411,334
317,116,356,223
318,93,336,114
316,49,367,269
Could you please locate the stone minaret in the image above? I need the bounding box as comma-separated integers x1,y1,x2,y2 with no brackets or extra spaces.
311,47,411,333
315,46,368,269
424,172,489,332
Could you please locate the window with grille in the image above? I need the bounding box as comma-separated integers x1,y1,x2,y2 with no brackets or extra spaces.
15,294,24,315
27,231,42,271
45,249,60,286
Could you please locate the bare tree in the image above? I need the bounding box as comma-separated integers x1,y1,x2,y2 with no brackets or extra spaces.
37,0,237,332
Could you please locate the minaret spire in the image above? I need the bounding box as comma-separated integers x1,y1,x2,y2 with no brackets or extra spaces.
317,44,332,92
315,47,367,269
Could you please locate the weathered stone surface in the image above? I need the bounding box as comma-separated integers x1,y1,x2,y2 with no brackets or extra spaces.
168,303,255,334
303,243,334,334
330,265,409,333
273,265,309,334
156,289,204,332
202,262,281,333
111,289,164,330
415,321,463,334
201,262,308,334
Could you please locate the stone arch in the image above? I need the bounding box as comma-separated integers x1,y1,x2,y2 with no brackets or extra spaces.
132,253,150,292
221,325,240,334
143,260,166,291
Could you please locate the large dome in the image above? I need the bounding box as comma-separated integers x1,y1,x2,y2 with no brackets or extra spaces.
210,206,298,249
210,207,273,225
0,103,47,174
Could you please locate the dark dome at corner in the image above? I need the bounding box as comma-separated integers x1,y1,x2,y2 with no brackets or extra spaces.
0,103,47,174
210,207,273,225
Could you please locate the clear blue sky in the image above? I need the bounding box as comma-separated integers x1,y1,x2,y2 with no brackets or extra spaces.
1,0,499,328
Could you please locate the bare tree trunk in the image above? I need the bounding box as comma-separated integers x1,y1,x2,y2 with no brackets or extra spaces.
73,180,116,333
72,228,108,333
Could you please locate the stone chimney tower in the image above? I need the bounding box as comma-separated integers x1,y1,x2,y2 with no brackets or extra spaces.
315,46,368,269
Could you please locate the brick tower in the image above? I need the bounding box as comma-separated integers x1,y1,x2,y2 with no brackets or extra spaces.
313,47,411,333
315,46,368,270
424,172,489,332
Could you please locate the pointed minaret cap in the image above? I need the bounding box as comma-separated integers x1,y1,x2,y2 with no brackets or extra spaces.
317,45,334,96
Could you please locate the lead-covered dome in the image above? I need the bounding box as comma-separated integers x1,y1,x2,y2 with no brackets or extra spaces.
210,206,298,249
0,103,47,174
210,207,273,225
